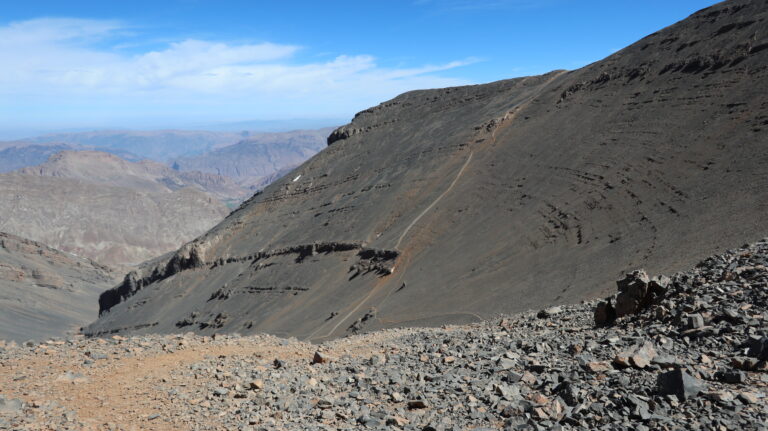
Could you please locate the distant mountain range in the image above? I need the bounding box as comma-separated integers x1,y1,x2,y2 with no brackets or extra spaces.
18,150,249,203
0,143,74,173
19,130,246,161
170,128,333,190
0,143,143,173
0,127,334,268
0,151,233,266
12,128,336,163
199,118,345,132
1,128,333,192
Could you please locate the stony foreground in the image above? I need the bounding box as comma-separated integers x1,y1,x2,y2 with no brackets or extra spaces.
2,240,768,431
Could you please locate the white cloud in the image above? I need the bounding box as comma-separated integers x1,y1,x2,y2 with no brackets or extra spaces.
135,40,300,81
0,17,123,44
0,18,475,127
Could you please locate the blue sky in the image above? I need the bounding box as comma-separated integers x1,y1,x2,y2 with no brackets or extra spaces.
0,0,720,137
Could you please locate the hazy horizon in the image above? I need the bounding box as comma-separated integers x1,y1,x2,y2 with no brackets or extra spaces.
0,117,345,141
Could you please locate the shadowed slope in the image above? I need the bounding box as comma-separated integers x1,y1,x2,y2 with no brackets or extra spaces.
0,232,119,342
89,0,768,340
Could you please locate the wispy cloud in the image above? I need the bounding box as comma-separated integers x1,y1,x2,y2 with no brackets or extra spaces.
0,18,475,128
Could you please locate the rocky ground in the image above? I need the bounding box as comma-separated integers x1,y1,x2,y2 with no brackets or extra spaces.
2,239,767,430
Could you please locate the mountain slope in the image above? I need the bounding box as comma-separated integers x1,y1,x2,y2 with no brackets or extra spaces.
18,150,249,202
0,143,76,173
170,128,332,190
0,153,232,266
88,0,768,340
0,232,119,342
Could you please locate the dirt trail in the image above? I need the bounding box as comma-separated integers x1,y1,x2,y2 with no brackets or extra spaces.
0,338,311,430
395,150,474,250
0,331,420,430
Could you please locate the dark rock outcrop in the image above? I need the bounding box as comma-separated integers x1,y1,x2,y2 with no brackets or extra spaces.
595,269,671,324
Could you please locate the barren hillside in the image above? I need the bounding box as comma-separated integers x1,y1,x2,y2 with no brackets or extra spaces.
0,232,118,342
170,128,332,191
0,155,232,266
17,150,249,202
90,0,768,341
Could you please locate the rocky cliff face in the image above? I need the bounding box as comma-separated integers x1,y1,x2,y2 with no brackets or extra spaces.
88,0,768,341
0,232,119,342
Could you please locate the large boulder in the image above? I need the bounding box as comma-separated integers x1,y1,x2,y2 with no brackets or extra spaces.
615,270,651,317
658,369,706,401
595,269,670,325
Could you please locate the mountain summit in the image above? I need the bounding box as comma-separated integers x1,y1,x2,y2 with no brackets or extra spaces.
89,0,768,340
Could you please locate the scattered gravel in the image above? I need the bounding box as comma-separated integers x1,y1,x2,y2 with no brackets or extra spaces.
2,239,768,430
